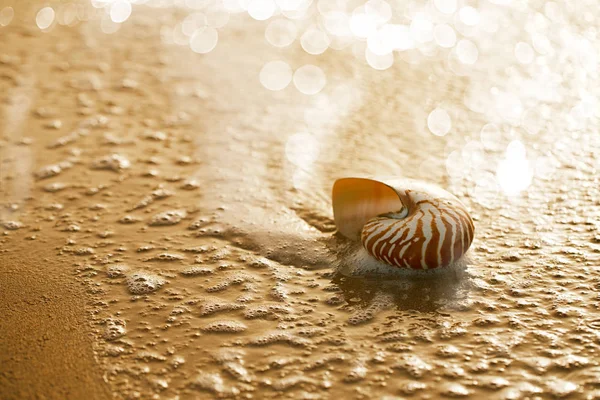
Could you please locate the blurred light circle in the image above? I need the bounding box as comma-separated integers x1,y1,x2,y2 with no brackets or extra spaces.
265,19,297,47
433,0,457,14
58,3,79,26
350,8,377,39
365,48,393,70
36,7,55,30
480,123,501,150
515,42,534,64
456,39,478,64
293,65,326,95
317,0,345,15
172,23,190,45
433,23,456,48
300,27,330,55
190,27,218,53
532,33,551,54
462,140,485,168
497,146,532,196
410,14,433,43
223,0,244,12
458,6,479,26
323,11,351,36
276,0,306,12
329,35,353,50
521,108,543,135
367,27,394,55
384,24,413,51
506,139,527,159
427,108,452,136
110,0,132,23
364,0,392,26
0,7,14,27
260,61,293,91
182,13,207,36
248,0,276,21
281,1,312,20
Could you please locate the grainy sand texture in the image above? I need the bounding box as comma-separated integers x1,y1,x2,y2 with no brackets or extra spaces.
1,0,599,399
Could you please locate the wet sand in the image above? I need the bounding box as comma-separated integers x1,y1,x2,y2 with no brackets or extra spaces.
1,0,600,399
1,245,111,400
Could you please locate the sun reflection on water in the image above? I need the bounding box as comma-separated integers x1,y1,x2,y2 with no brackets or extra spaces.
6,0,597,201
496,140,533,197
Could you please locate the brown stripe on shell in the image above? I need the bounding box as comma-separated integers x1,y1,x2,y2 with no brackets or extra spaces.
360,197,474,270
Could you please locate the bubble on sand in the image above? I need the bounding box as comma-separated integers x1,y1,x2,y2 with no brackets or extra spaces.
35,161,72,180
247,331,311,347
440,383,471,397
149,210,187,226
243,304,291,319
181,178,200,190
126,271,166,294
199,300,245,316
90,154,130,171
202,320,248,333
191,372,239,396
394,355,433,378
107,264,129,278
103,318,126,341
142,130,167,141
135,351,167,362
144,253,185,262
3,221,23,230
43,182,68,192
119,215,141,224
180,266,213,276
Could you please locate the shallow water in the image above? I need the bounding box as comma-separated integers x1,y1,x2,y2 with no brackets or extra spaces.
1,0,599,399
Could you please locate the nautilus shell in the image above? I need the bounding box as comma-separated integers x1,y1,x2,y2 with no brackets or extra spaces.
332,177,474,270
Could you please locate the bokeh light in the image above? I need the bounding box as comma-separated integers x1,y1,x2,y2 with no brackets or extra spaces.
293,65,326,95
433,24,456,48
0,6,14,27
433,0,457,14
109,0,132,23
36,7,55,30
427,108,452,137
260,61,293,91
456,39,478,65
300,26,330,55
190,27,218,54
248,0,276,21
265,19,297,47
496,140,533,196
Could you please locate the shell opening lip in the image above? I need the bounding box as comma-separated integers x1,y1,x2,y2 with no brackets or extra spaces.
332,177,406,240
378,208,409,219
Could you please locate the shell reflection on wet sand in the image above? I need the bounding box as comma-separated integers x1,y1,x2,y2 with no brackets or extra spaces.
1,0,600,400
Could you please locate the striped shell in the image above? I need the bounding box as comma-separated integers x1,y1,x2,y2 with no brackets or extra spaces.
332,177,474,270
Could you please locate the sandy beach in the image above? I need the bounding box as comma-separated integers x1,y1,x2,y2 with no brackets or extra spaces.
1,0,599,398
